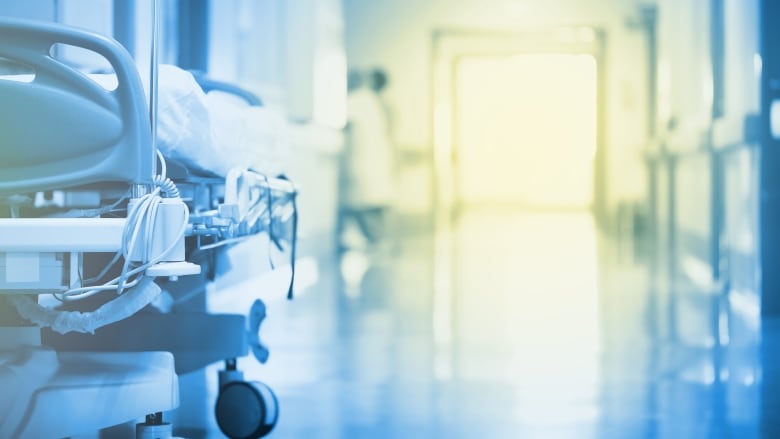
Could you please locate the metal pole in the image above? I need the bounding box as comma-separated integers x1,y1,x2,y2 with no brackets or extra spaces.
150,0,160,173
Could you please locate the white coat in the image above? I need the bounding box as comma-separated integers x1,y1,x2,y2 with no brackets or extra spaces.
343,88,395,208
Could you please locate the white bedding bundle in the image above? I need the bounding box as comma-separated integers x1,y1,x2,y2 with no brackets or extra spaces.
155,65,289,177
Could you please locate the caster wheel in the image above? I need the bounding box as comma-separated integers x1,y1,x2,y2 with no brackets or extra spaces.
216,381,278,438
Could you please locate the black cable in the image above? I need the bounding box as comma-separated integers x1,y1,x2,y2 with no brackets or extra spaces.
277,175,297,300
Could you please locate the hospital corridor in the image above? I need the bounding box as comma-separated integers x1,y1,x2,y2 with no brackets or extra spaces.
0,0,779,438
258,207,769,438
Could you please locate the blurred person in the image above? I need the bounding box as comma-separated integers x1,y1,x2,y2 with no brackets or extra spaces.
339,67,396,251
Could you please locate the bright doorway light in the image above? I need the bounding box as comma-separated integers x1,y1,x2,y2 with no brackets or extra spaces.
454,53,598,208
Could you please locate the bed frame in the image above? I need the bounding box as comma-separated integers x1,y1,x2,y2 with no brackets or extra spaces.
0,18,291,438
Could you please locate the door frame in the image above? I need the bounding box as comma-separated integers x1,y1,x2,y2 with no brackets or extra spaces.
431,28,608,221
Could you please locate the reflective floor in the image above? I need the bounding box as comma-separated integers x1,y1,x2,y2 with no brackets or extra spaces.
198,208,780,438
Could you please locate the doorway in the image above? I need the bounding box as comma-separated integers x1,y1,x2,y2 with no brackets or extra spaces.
432,29,606,217
453,53,598,209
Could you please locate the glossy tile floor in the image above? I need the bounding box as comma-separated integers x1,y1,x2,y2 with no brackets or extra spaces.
191,208,780,438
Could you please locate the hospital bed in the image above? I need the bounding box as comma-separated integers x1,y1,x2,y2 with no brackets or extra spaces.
0,18,294,438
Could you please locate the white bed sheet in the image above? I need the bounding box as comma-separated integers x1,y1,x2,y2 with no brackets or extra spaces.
154,65,289,177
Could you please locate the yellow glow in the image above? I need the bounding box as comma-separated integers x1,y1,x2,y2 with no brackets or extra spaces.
658,57,672,127
454,53,597,208
701,67,714,110
449,211,601,421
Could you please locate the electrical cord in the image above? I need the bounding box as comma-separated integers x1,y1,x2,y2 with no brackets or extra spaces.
52,153,188,302
156,149,167,181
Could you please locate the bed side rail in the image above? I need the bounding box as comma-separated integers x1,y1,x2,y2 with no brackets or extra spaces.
0,18,153,195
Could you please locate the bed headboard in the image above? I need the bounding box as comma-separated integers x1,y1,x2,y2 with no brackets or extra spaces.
0,18,153,195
